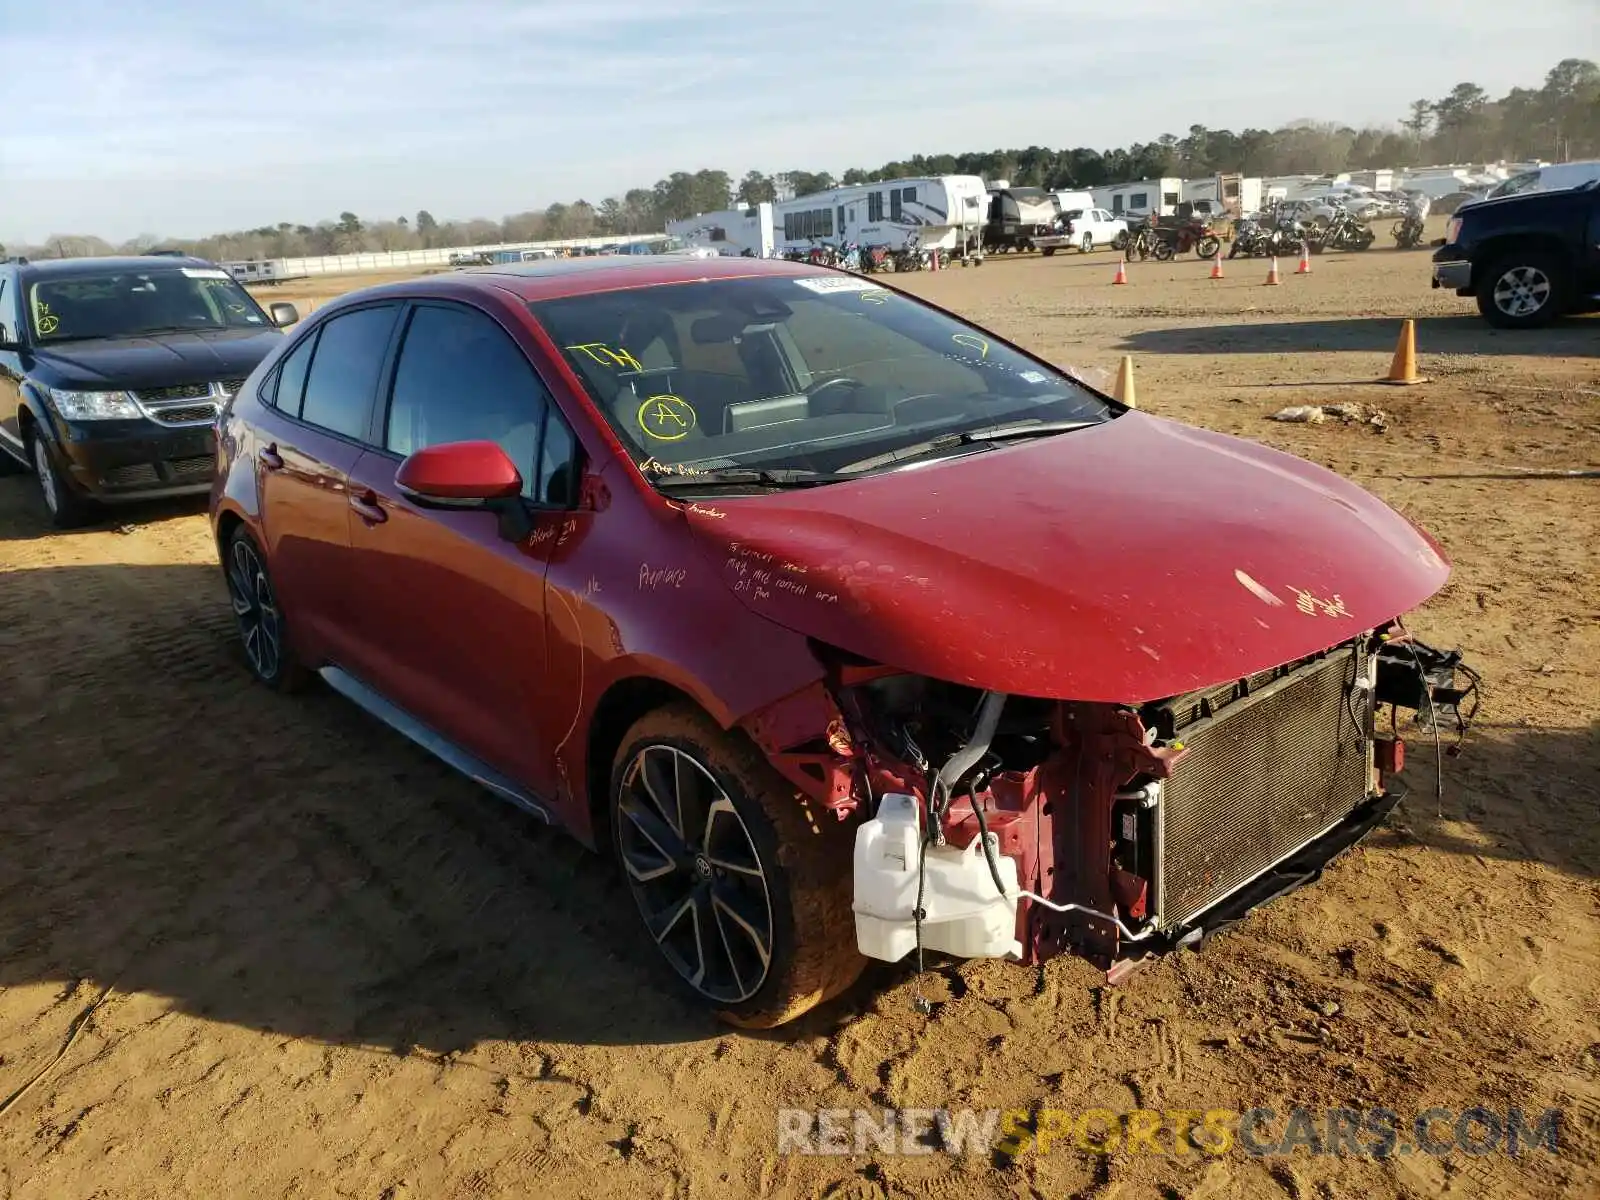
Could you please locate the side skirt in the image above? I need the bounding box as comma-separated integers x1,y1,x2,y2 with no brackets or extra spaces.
319,665,554,825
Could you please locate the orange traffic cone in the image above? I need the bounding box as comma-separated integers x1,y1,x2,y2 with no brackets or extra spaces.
1264,257,1281,286
1114,355,1138,408
1209,251,1224,280
1295,242,1312,274
1379,318,1429,385
1112,256,1128,285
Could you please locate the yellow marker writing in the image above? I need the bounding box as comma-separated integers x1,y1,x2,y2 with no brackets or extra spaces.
952,333,989,359
568,342,644,372
636,394,697,441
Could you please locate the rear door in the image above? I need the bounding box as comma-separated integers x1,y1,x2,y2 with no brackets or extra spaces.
343,300,578,792
254,302,401,668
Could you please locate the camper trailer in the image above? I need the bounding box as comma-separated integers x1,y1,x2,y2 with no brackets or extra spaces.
983,186,1061,251
772,176,988,257
222,259,290,285
1180,174,1264,220
666,203,778,257
1090,178,1185,221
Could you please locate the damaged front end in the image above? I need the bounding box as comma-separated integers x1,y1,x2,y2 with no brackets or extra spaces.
739,626,1480,979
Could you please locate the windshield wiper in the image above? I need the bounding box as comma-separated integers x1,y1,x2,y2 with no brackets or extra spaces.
837,419,1098,474
647,467,845,491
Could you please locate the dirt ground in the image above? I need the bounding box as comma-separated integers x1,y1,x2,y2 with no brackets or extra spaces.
2,238,1597,1200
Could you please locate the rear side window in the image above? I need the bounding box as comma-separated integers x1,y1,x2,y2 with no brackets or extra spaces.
300,305,399,440
270,331,318,416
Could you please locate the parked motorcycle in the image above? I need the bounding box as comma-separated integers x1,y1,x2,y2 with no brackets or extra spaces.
1392,195,1431,249
1150,216,1221,261
891,233,930,272
1124,221,1161,261
859,244,892,273
1228,217,1272,259
1318,209,1376,252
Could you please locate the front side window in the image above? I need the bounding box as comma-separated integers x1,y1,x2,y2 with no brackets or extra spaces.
299,305,399,440
384,303,569,502
27,268,273,343
529,275,1112,478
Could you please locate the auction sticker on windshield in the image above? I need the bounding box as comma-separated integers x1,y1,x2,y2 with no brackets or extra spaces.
181,268,231,279
792,276,884,294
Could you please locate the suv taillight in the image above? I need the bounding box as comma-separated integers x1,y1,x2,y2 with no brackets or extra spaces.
1444,217,1463,244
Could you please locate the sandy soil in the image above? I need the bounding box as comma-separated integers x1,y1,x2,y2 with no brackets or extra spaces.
2,240,1597,1200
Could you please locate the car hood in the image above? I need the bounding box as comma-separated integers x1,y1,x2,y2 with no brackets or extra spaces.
683,413,1450,702
26,327,284,391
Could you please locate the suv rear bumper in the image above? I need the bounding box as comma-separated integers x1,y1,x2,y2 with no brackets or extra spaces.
50,416,216,501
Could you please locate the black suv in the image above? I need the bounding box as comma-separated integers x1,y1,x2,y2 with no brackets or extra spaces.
0,255,299,526
1431,179,1600,328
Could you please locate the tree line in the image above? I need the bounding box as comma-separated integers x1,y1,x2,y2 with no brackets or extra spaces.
9,58,1595,264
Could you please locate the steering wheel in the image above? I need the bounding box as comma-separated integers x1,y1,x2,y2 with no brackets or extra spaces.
808,376,861,399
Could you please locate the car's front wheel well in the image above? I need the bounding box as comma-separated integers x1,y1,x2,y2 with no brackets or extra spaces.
584,676,700,849
215,510,244,564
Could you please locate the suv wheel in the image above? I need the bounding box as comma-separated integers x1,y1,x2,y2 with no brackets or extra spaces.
29,432,96,529
223,528,307,691
609,704,864,1028
1477,253,1565,329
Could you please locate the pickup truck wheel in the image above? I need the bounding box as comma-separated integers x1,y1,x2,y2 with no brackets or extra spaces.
1040,247,1056,257
1477,253,1565,329
610,703,865,1028
1080,234,1094,254
1112,231,1129,251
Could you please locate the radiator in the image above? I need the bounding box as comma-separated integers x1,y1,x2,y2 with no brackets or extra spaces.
1152,643,1373,931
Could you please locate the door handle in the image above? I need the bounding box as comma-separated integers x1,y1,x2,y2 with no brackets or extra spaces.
259,444,284,470
349,490,387,524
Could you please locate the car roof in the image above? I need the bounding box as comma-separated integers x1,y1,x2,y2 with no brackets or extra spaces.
18,254,220,279
325,254,839,307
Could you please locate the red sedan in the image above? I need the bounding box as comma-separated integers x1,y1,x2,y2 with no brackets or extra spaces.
210,255,1467,1027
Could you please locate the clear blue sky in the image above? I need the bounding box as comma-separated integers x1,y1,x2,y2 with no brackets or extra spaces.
0,0,1594,244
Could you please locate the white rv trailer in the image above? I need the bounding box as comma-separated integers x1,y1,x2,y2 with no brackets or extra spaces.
772,175,988,255
222,259,292,285
665,203,777,257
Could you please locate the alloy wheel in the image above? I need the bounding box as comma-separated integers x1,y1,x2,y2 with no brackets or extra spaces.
616,744,775,1004
226,538,283,680
32,439,58,516
1492,266,1551,318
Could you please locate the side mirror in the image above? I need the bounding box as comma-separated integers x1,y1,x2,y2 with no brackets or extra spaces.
395,440,524,508
268,302,300,327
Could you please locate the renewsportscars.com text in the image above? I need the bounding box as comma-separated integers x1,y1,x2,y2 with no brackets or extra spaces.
776,1105,1563,1159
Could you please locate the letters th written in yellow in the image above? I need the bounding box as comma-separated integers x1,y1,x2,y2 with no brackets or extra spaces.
568,342,644,372
637,394,697,441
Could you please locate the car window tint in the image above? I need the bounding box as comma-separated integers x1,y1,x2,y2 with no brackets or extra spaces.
386,304,549,500
300,305,398,439
537,407,579,505
271,330,318,416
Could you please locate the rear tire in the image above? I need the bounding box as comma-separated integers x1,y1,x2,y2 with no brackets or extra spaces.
1476,252,1566,329
223,526,309,692
1080,234,1094,254
609,703,865,1028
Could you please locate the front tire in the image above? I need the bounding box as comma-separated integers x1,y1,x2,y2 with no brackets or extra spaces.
28,432,97,529
609,703,864,1028
1477,253,1565,329
1196,235,1221,259
223,527,308,691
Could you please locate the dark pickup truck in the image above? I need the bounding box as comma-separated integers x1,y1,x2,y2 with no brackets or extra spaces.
1431,179,1600,328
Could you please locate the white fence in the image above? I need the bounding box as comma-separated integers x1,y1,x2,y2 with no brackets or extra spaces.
273,233,660,278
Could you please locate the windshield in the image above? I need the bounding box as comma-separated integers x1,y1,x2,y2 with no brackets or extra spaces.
528,274,1114,478
28,267,271,343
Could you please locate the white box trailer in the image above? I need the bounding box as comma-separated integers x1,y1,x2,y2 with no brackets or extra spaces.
1091,178,1184,219
772,175,988,255
222,259,295,285
666,203,777,257
1180,174,1265,219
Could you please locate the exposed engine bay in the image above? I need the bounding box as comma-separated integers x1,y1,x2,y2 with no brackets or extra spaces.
740,624,1480,979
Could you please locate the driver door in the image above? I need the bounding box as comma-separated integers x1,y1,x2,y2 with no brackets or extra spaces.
342,300,579,796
